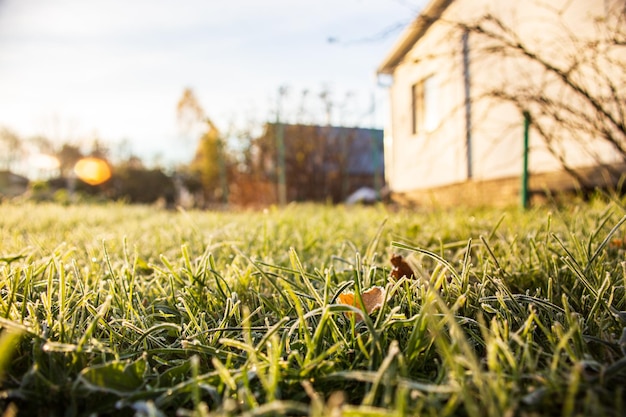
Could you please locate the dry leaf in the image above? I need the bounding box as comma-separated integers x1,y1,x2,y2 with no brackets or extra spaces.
390,254,415,279
337,286,385,322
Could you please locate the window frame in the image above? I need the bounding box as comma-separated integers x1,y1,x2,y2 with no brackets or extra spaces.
411,74,438,135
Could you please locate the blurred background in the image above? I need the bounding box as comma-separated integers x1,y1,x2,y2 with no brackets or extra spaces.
0,0,424,207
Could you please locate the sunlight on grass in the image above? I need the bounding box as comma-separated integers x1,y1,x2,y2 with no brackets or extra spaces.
0,199,626,415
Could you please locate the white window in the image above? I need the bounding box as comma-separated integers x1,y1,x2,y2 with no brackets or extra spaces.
411,74,439,134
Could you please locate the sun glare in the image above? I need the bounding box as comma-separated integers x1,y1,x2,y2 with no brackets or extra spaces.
28,153,60,170
74,157,112,185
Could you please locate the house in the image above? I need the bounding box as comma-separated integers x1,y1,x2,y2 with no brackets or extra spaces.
378,0,626,207
0,170,29,198
248,123,384,203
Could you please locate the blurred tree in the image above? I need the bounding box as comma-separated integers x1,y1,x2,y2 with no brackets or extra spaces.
111,138,133,165
227,86,368,204
88,137,110,159
176,87,229,205
0,127,22,171
110,165,175,204
189,121,225,204
250,123,366,202
173,85,370,206
177,87,205,139
56,144,83,177
29,135,55,155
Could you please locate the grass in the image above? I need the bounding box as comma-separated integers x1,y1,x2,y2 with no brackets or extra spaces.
0,198,626,416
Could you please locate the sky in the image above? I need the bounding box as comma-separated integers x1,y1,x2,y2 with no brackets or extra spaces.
0,0,426,168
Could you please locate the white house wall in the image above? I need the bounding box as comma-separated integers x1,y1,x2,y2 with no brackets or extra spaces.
384,0,625,193
466,0,623,180
387,11,468,192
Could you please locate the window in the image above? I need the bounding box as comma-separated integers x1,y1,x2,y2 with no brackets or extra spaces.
411,75,439,134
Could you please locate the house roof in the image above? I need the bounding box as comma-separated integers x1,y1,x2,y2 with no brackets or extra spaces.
0,170,28,186
327,126,383,175
0,170,29,197
377,0,454,75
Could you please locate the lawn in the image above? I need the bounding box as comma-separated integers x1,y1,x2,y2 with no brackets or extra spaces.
1,198,626,416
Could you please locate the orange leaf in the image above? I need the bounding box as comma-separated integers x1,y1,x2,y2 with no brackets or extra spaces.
337,286,385,322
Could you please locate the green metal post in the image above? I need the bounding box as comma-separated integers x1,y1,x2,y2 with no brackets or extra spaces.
521,111,531,209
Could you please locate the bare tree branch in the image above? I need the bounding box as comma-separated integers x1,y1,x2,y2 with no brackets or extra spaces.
453,5,626,186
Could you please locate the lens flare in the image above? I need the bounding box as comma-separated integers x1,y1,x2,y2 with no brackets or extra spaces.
74,157,111,185
28,153,60,170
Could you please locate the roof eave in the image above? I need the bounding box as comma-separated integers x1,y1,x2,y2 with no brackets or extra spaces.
377,0,455,75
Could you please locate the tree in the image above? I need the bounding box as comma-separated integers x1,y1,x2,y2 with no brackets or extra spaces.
87,137,110,160
176,88,229,205
232,86,376,204
56,143,83,178
0,127,22,171
190,121,225,204
29,135,55,155
110,165,175,204
176,87,206,140
250,123,367,203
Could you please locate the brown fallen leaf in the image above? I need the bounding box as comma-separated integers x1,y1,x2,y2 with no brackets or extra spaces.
390,254,415,279
337,286,385,322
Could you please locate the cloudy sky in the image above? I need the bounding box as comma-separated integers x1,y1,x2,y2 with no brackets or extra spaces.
0,0,425,166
